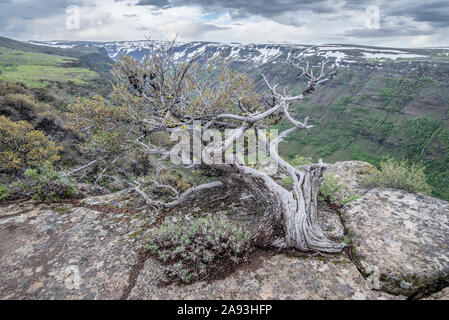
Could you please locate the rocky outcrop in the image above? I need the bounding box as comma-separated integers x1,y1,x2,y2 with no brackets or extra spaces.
342,189,449,296
0,201,154,299
0,198,398,300
1,160,448,300
128,255,398,300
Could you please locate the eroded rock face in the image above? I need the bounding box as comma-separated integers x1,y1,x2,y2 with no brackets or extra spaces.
128,255,398,300
342,189,449,296
0,198,395,300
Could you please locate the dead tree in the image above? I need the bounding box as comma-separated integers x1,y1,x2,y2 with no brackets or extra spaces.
69,40,346,253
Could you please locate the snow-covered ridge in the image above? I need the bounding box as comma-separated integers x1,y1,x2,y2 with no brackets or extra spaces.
29,40,432,65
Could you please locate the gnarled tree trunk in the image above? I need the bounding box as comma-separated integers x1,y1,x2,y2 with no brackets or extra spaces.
218,162,346,253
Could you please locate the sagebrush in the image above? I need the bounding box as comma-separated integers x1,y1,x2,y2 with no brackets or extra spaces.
146,216,253,284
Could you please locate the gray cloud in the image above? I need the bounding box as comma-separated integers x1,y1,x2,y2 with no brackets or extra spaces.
136,0,336,28
136,0,170,8
391,1,449,28
0,0,73,38
0,0,448,46
177,23,230,38
136,0,334,17
135,0,449,30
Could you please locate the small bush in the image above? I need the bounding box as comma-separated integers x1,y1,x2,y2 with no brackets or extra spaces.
288,156,313,167
22,162,76,201
361,157,432,195
146,216,253,284
0,115,61,171
3,162,76,201
0,79,26,96
0,185,10,201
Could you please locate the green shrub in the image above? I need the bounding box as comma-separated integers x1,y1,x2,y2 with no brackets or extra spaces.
361,157,432,195
0,115,61,171
288,155,313,167
318,173,342,204
0,184,10,201
13,161,76,201
26,162,76,201
146,216,253,284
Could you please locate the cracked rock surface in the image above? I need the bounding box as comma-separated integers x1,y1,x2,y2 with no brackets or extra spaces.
128,254,398,300
0,201,151,299
342,189,449,296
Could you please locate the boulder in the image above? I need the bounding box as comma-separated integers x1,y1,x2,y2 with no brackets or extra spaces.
326,160,375,204
317,204,345,241
342,189,449,296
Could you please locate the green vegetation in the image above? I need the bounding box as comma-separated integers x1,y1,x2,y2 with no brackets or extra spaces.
379,78,414,111
146,216,253,284
0,184,10,201
0,115,61,171
23,162,76,201
287,155,313,167
1,161,76,202
361,157,432,195
274,66,449,201
0,36,113,74
0,46,75,66
318,173,342,205
0,47,98,88
316,173,360,206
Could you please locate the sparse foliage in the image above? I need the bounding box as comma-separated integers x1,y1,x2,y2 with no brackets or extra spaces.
0,184,10,201
318,173,342,204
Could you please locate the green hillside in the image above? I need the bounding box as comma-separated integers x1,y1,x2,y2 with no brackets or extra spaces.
0,46,98,88
0,36,113,106
0,36,113,73
1,36,448,201
256,61,449,201
0,37,114,170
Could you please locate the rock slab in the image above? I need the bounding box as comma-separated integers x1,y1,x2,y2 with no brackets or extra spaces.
0,202,150,299
128,254,397,300
342,189,449,295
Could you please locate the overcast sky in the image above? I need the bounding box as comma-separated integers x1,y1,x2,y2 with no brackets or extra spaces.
0,0,448,47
